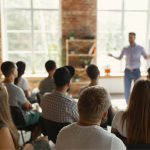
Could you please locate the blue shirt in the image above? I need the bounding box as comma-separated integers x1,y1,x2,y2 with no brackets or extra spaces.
119,44,147,70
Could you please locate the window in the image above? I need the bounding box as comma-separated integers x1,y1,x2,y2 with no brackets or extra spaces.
2,0,61,74
97,0,150,74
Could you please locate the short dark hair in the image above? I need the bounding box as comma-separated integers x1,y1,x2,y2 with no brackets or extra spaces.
54,67,71,88
45,60,56,72
1,61,16,77
64,65,75,78
129,32,136,37
86,64,100,80
147,68,150,75
16,61,26,76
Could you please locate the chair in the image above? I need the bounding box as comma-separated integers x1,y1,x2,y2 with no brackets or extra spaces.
40,117,70,143
36,92,43,104
127,144,150,150
114,132,150,150
10,106,37,144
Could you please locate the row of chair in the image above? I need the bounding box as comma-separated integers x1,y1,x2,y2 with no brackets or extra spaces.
10,106,69,144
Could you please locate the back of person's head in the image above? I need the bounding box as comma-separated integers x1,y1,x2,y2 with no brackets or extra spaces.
0,83,19,148
54,67,71,88
123,80,150,144
1,61,16,77
86,64,100,80
14,61,26,85
16,61,26,76
45,60,56,72
64,65,75,78
78,86,110,122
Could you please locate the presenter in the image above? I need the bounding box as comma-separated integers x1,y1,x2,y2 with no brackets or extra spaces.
108,32,150,103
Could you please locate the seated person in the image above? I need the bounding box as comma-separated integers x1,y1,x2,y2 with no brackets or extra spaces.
56,86,126,150
1,61,40,128
80,64,115,128
39,60,56,94
79,64,100,94
64,65,75,78
14,61,31,99
112,80,150,145
0,83,50,150
41,67,79,123
64,65,75,96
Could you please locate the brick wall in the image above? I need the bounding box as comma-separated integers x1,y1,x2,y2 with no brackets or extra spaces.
0,8,3,78
62,0,97,39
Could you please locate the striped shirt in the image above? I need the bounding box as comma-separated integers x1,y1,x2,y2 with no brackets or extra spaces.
41,91,79,123
39,77,56,94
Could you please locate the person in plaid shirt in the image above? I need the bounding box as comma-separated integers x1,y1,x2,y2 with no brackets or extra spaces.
41,67,79,123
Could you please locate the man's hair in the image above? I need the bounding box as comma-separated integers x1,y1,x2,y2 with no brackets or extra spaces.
129,32,136,37
78,86,111,122
14,61,26,85
86,64,100,80
64,65,75,78
1,61,16,77
45,60,56,72
54,67,71,88
147,68,150,75
16,61,26,76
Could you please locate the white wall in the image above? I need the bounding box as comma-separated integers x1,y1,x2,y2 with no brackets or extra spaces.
99,78,124,94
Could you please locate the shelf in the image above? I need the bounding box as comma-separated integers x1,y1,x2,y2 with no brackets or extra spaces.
66,39,96,97
66,39,95,42
71,81,90,84
68,54,95,57
75,68,86,71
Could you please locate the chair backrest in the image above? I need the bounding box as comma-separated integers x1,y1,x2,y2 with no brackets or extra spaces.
40,117,70,143
36,92,42,104
127,144,150,150
10,106,26,128
114,132,150,149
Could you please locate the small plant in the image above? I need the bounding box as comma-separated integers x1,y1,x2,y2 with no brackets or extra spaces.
69,32,76,39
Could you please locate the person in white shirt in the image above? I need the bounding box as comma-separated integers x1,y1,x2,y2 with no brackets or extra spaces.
112,80,150,145
14,61,31,99
56,86,126,150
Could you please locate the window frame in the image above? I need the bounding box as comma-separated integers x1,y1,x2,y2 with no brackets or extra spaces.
1,0,62,75
97,0,150,73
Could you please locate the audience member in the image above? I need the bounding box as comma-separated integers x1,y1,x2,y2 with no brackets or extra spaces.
0,83,20,149
39,60,56,94
80,64,115,128
64,65,75,95
14,61,31,99
41,67,78,123
56,86,126,150
0,83,50,149
64,65,75,78
1,61,40,131
112,80,150,145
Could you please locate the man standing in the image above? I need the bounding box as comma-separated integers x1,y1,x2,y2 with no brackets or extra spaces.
108,32,149,103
